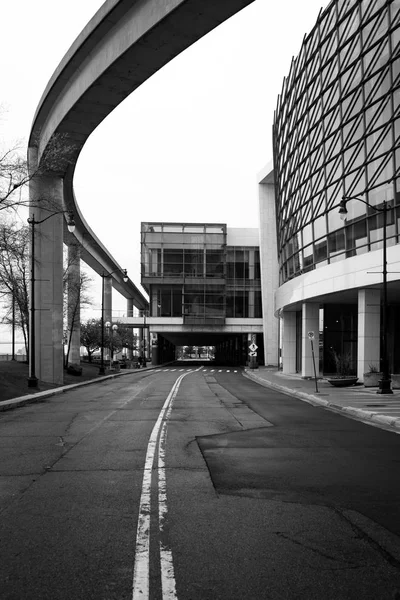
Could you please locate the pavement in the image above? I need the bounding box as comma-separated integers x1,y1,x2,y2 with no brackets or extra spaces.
244,367,400,434
2,363,400,435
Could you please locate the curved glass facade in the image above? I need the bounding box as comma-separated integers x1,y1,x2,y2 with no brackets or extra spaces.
273,0,400,284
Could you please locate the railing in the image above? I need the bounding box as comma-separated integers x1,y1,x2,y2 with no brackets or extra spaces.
0,354,27,362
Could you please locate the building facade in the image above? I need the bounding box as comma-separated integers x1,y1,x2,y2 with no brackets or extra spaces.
263,0,400,381
140,222,264,365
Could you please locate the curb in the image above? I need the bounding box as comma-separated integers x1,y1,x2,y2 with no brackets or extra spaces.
244,369,400,433
0,366,157,413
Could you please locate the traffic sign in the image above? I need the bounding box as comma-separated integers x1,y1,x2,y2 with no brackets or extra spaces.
249,342,258,352
249,351,257,357
308,331,314,340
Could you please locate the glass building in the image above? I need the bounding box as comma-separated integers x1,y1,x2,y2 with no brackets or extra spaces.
274,0,400,285
141,223,262,321
264,0,400,380
140,222,263,364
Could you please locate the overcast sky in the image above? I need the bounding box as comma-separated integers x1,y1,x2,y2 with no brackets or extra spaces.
1,0,328,332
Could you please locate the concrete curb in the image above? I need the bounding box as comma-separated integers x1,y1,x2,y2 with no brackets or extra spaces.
0,366,157,413
244,369,400,433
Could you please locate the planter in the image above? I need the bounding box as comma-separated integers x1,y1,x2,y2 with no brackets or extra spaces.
363,372,383,387
326,376,358,387
392,374,400,389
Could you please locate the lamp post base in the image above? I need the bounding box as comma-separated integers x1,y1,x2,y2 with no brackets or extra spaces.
27,376,38,388
377,378,393,394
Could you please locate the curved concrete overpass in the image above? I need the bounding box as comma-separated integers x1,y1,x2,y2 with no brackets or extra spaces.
28,0,255,383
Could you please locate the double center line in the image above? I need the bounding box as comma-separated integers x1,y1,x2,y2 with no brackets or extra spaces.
132,370,193,599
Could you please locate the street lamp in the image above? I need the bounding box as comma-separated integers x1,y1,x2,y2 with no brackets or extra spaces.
27,211,75,388
105,321,118,369
99,269,128,375
141,309,149,367
339,195,393,394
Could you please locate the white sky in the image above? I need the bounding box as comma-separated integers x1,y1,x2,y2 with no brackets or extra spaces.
0,0,328,337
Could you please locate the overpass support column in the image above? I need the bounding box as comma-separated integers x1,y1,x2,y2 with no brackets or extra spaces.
302,303,320,378
67,242,81,366
282,312,296,374
28,148,64,385
127,298,134,318
358,289,380,381
104,277,112,323
126,299,134,360
103,277,112,361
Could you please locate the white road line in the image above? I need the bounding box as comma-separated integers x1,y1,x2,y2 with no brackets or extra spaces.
227,370,230,373
158,419,177,597
234,370,237,373
210,369,215,372
132,372,189,600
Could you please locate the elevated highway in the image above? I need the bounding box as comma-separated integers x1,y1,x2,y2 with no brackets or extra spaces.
28,0,255,384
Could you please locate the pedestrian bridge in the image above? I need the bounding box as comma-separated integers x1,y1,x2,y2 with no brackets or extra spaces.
28,0,255,384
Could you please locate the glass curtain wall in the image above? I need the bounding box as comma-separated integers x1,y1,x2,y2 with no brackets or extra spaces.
141,223,226,323
226,248,262,318
273,0,400,285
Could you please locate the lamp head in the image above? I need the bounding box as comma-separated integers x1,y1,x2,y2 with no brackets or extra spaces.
112,324,118,331
338,199,348,221
66,211,76,233
105,321,111,328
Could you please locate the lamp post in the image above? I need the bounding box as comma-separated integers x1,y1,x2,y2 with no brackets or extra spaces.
141,309,149,367
339,195,392,394
27,211,75,388
99,269,128,375
105,321,118,369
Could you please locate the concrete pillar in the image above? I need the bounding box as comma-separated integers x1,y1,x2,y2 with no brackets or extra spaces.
358,289,381,381
104,276,112,323
302,303,320,378
127,298,134,318
258,174,279,366
282,312,297,374
67,242,81,365
139,328,144,358
29,148,64,385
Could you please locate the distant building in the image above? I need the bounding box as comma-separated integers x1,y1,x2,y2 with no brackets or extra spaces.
260,0,400,381
139,222,265,365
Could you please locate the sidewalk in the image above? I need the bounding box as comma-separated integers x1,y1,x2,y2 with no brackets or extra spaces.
0,364,157,413
244,367,400,434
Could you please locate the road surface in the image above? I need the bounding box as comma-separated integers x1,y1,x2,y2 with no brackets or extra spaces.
1,364,400,599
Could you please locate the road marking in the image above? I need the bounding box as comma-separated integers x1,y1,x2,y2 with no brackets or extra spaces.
132,371,191,600
158,419,177,597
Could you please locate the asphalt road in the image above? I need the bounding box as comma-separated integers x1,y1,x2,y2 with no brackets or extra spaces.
1,365,400,599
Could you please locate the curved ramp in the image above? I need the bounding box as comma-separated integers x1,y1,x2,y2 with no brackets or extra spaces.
28,0,255,384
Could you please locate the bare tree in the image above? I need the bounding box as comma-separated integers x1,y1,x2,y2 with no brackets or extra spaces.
0,219,29,354
0,112,76,214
